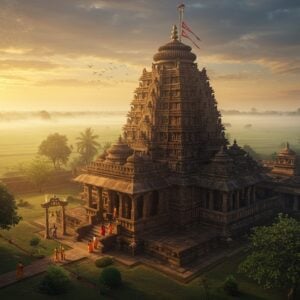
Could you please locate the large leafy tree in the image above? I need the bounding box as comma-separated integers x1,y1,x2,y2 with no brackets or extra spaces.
0,184,21,230
39,133,71,170
76,128,100,165
239,214,300,299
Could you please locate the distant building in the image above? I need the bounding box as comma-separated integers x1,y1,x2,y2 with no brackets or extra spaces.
73,26,286,267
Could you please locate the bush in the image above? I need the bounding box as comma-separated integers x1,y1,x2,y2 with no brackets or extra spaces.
17,198,30,207
30,236,41,247
95,256,113,268
39,266,71,295
99,267,122,289
223,275,239,296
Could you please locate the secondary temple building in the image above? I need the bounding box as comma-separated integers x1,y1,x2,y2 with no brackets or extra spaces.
74,26,284,267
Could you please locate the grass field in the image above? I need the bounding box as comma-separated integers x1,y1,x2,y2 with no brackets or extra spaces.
0,185,81,274
0,114,299,175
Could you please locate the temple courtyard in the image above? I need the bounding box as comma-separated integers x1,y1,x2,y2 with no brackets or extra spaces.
0,185,284,299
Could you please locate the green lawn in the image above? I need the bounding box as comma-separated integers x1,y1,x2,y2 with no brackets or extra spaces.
65,253,284,300
0,272,102,300
0,185,80,274
0,238,35,275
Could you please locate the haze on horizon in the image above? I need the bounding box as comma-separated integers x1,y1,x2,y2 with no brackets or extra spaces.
0,0,299,111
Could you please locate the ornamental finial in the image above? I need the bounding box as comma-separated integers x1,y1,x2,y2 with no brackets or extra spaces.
171,25,178,41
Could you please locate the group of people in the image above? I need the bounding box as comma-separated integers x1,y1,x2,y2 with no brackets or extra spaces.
87,222,115,253
53,244,66,262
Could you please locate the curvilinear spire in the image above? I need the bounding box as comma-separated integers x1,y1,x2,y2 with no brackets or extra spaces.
124,26,226,174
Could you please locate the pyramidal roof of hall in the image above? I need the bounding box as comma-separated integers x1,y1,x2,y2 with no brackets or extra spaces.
153,25,197,63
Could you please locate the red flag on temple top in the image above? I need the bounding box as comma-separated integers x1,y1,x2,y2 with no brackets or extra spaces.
182,21,201,41
182,30,200,49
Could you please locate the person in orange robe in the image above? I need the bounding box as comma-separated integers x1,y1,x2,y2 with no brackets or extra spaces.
54,247,59,262
101,224,106,237
93,236,99,249
60,245,65,261
108,223,113,235
16,261,24,279
88,240,93,253
113,207,117,220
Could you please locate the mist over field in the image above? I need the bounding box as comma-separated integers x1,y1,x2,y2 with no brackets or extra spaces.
0,110,299,176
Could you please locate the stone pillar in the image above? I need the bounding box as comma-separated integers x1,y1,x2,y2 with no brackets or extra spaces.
253,186,256,203
87,185,92,207
246,187,251,206
222,192,228,213
118,193,123,218
108,191,113,214
131,196,138,221
62,205,66,235
158,191,165,214
293,195,299,211
236,191,240,209
98,188,104,220
45,207,50,239
143,193,150,219
209,190,214,210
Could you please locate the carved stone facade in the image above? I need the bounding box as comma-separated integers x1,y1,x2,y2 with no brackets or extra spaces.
74,26,282,267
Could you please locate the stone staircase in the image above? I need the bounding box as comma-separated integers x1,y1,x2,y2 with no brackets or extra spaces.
81,224,102,243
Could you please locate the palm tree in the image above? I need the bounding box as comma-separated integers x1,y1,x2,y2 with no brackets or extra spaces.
76,128,100,165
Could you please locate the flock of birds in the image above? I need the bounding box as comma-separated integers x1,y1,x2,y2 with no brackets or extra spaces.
87,63,134,86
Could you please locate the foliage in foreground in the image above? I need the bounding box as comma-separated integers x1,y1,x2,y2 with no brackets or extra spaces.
39,265,71,295
95,256,113,268
223,275,239,296
0,184,21,230
239,214,300,299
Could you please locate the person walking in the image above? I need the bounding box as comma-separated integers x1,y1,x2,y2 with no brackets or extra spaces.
16,261,24,280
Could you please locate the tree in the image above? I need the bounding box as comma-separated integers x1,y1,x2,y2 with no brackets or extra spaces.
25,158,52,192
0,184,22,230
243,144,261,160
39,133,71,169
99,267,122,289
101,141,112,154
223,275,239,296
76,128,100,165
239,214,300,299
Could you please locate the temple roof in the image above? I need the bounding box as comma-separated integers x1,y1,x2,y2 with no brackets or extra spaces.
153,25,196,63
74,173,170,195
278,142,296,156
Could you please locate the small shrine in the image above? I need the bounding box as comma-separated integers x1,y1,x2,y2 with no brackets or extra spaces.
41,195,68,239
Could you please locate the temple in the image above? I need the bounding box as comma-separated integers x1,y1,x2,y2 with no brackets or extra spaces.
73,26,284,267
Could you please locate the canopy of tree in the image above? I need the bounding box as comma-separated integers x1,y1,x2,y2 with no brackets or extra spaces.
0,184,21,230
239,214,300,299
39,133,71,169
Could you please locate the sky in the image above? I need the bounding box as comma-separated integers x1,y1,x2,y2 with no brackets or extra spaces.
0,0,299,111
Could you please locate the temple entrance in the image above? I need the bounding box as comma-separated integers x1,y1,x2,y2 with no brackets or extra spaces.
41,195,68,239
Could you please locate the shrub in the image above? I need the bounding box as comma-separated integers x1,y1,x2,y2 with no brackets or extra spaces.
95,256,113,268
30,236,41,247
17,198,30,207
39,266,71,295
223,275,239,296
99,267,122,289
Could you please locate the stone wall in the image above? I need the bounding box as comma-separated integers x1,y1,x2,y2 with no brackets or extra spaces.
0,170,74,194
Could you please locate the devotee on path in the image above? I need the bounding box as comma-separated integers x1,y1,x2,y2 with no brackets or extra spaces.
88,240,93,253
54,247,59,262
60,245,65,261
16,261,24,279
93,236,99,249
101,224,106,237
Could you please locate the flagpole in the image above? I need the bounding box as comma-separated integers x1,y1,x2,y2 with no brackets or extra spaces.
178,3,185,42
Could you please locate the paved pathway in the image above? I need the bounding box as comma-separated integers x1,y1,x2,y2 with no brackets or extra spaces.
0,247,87,289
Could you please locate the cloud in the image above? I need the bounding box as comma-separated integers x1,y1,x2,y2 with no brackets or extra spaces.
0,59,61,70
280,89,300,98
212,72,254,81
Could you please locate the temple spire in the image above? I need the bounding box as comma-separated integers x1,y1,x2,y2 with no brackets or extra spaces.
171,25,178,41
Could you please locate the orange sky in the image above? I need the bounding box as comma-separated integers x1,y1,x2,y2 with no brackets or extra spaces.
0,1,299,111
